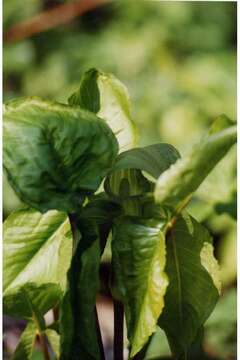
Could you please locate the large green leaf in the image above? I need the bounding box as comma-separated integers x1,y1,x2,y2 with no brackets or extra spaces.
60,198,118,360
3,97,118,212
4,283,60,326
104,144,180,202
155,116,237,209
69,68,137,152
159,213,221,358
3,207,72,320
11,321,36,360
4,207,72,293
111,216,169,358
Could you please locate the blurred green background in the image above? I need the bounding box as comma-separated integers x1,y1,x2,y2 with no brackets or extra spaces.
3,1,237,359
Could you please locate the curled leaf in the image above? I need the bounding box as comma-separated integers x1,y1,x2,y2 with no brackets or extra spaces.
69,68,137,152
4,97,118,212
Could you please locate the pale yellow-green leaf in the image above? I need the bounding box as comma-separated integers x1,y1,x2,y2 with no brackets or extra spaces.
200,242,222,295
111,217,168,358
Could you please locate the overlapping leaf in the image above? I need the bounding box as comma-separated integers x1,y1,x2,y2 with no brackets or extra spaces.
155,115,237,209
69,68,137,152
3,207,72,320
111,216,169,358
159,213,221,358
3,97,118,212
104,143,180,199
60,198,120,360
60,237,101,360
4,207,72,293
11,322,36,360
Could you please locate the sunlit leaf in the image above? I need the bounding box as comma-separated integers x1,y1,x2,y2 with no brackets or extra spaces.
155,116,237,209
69,68,137,152
4,207,72,293
3,97,118,212
11,321,36,360
3,207,72,320
45,329,60,358
111,216,168,357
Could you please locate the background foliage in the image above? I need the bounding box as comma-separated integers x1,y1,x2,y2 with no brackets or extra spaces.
3,1,236,359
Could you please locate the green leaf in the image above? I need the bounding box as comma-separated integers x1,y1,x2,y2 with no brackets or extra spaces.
60,198,118,360
106,144,180,180
45,329,60,358
60,237,101,359
3,97,118,213
155,116,237,209
4,283,61,325
143,326,171,359
4,207,72,294
11,321,36,360
104,143,180,200
111,216,169,358
3,208,72,321
69,68,137,152
159,213,221,358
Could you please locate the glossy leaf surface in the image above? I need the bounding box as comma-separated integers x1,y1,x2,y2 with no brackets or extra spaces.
112,216,168,357
3,97,118,212
3,208,72,321
69,68,137,152
159,213,221,358
104,143,180,200
155,116,237,209
4,207,72,294
4,283,61,322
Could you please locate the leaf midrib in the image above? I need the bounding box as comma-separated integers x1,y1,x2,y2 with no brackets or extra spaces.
170,230,183,323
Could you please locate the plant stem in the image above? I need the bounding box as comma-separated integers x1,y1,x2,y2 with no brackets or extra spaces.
95,306,106,360
69,213,80,254
53,306,59,322
69,214,105,359
39,333,50,360
113,299,124,360
4,0,110,43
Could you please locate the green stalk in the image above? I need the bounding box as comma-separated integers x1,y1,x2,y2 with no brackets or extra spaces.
68,213,105,360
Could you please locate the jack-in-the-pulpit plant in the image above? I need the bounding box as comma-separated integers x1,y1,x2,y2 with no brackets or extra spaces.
3,69,237,360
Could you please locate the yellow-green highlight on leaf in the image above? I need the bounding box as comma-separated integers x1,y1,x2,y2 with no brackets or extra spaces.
111,217,169,358
200,242,222,295
158,214,220,357
45,329,60,358
154,115,237,209
11,321,36,360
69,68,138,152
130,231,168,358
3,207,72,294
97,71,138,152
